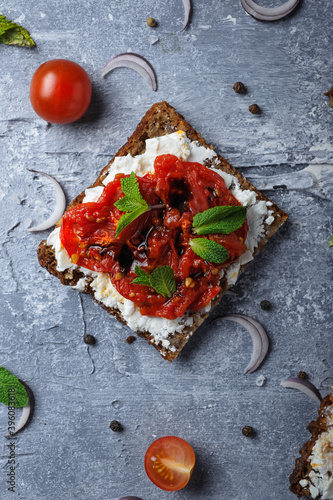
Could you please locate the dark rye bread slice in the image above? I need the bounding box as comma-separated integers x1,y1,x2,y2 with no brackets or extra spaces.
38,101,288,361
290,394,333,499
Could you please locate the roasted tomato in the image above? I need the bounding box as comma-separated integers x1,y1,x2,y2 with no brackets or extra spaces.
144,436,195,491
30,59,92,124
60,156,248,319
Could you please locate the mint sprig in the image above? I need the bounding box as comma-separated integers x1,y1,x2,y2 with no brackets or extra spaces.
189,238,229,264
115,206,149,237
132,266,152,287
132,265,176,299
0,367,29,408
0,15,36,47
192,205,247,236
329,235,333,247
114,172,149,237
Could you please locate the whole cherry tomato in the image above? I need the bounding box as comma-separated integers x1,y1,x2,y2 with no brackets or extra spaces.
30,59,92,124
144,436,195,491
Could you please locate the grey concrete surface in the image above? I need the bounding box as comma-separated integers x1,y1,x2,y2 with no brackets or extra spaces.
0,1,333,499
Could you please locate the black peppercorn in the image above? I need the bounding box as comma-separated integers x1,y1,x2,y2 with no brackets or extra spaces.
110,420,123,432
126,335,136,344
84,334,96,345
233,81,246,94
242,425,254,437
249,104,260,114
260,300,272,311
298,371,307,379
147,17,157,27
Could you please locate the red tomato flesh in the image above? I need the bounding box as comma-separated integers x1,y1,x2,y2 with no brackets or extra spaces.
145,436,195,491
60,155,248,319
30,59,92,124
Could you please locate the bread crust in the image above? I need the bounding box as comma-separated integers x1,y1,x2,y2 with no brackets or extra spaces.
38,101,288,361
289,394,333,499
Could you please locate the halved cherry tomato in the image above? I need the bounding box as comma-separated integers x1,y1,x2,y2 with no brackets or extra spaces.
30,59,92,124
144,436,195,491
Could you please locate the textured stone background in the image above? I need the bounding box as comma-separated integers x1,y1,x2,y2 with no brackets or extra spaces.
0,1,333,499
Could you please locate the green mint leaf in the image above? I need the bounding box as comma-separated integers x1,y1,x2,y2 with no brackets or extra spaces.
114,196,145,213
329,235,333,247
193,205,247,235
194,215,246,236
121,172,144,200
0,367,29,408
0,15,36,47
150,266,176,299
115,205,149,237
114,172,149,236
132,266,152,287
114,172,148,212
189,238,229,264
132,265,176,299
193,205,241,227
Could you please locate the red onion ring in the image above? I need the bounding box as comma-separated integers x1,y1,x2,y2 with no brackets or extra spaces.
281,377,322,405
28,169,66,232
181,0,192,31
214,314,269,374
102,53,157,91
118,497,143,500
240,0,300,21
4,380,35,438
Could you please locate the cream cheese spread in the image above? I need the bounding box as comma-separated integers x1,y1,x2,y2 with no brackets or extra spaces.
47,131,274,349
